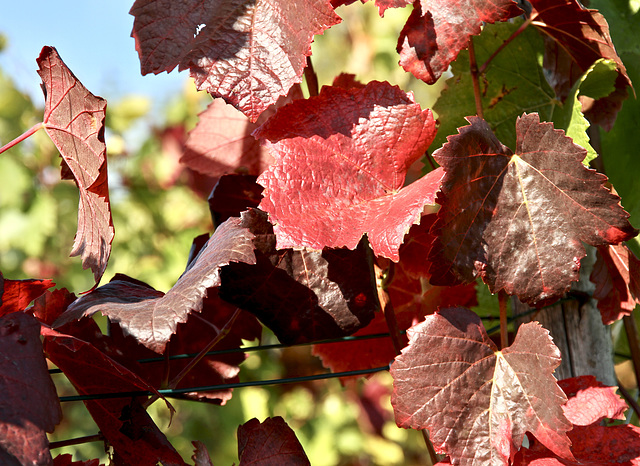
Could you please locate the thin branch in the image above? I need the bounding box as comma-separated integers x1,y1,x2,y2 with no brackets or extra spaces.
468,38,484,119
616,379,640,421
498,291,509,349
304,56,319,98
478,17,533,74
49,433,104,450
421,430,441,465
0,122,44,155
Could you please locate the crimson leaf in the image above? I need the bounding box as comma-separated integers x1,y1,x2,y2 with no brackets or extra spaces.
429,113,637,305
558,375,627,426
53,454,102,466
54,217,256,353
390,307,574,465
208,174,263,227
130,0,340,122
37,46,114,285
238,417,310,465
0,278,55,317
255,81,441,260
397,0,522,84
0,312,61,465
590,243,640,325
220,209,377,344
43,328,185,466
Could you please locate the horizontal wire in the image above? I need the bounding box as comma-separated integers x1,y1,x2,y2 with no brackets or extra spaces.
58,365,391,402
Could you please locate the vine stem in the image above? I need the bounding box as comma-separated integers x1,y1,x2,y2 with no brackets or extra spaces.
143,308,242,409
304,56,319,98
49,433,104,450
616,379,640,421
623,315,640,393
468,38,484,119
0,122,44,155
498,291,509,349
478,17,533,74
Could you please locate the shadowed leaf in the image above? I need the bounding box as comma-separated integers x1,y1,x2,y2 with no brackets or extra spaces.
238,417,310,465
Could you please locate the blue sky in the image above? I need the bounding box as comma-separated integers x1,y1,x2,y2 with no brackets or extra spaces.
0,1,188,107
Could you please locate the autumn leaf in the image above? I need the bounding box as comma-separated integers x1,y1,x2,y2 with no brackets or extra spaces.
529,0,631,129
0,278,55,317
220,209,377,344
590,243,640,325
0,312,61,465
36,46,114,285
53,454,102,466
558,375,627,426
238,417,310,466
54,217,256,353
208,174,263,227
255,81,441,261
397,0,522,84
130,0,340,121
428,113,637,305
390,307,574,465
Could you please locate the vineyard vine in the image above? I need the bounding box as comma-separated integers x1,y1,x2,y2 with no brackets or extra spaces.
1,0,640,464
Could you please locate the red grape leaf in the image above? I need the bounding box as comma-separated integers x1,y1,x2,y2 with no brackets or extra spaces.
255,81,441,261
130,0,340,122
238,417,310,466
191,441,214,466
37,46,114,285
31,288,78,327
530,0,631,129
590,243,640,325
54,218,256,353
220,209,377,344
0,313,61,466
0,278,55,317
181,87,303,177
428,113,637,306
208,174,263,227
43,328,185,466
557,375,627,426
390,307,574,465
397,0,522,84
53,454,102,466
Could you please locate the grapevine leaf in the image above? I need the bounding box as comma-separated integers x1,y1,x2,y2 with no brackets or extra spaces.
590,243,640,325
390,307,574,464
130,0,340,121
43,328,185,466
220,209,377,344
255,81,441,261
53,454,102,466
191,441,214,466
0,313,61,466
428,113,637,306
238,417,310,466
36,46,114,285
558,376,627,426
530,0,631,129
208,174,263,227
31,288,78,327
397,0,522,84
0,278,55,317
54,218,256,353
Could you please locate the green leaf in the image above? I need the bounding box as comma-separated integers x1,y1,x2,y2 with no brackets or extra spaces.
431,19,557,153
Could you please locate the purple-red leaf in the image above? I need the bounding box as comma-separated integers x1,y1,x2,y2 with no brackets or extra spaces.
255,81,441,260
191,441,214,466
397,0,522,84
53,454,102,466
238,417,310,466
558,375,627,426
43,328,185,466
390,307,573,465
590,243,640,325
130,0,340,122
220,209,377,344
37,46,114,285
54,218,255,353
429,113,637,306
0,278,55,317
0,312,61,465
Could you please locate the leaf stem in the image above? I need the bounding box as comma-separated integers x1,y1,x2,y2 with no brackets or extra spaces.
498,291,509,348
49,433,104,450
421,430,441,465
468,38,484,119
478,17,532,74
0,122,44,155
304,56,319,98
623,315,640,391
